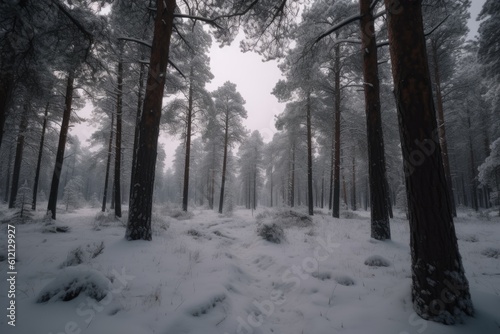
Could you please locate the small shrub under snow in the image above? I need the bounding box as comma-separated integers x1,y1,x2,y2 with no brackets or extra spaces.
258,209,313,229
257,223,285,244
36,266,111,303
364,255,391,267
481,248,500,259
60,242,105,268
334,275,356,286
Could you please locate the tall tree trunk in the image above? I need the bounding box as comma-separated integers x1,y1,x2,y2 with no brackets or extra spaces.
467,113,478,211
461,173,468,207
32,102,50,211
126,0,176,240
102,113,114,212
253,162,257,210
269,166,273,207
3,142,14,203
360,0,391,239
384,0,473,323
351,153,356,211
218,110,230,214
432,43,456,217
306,93,314,216
182,68,194,211
210,149,215,210
342,173,347,209
129,62,145,205
0,42,16,151
329,128,334,210
114,48,123,218
110,180,115,210
8,102,29,209
332,42,341,218
321,174,324,209
47,71,75,219
289,140,296,207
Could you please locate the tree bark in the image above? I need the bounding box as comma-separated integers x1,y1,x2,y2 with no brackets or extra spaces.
129,61,145,205
431,43,456,217
0,41,16,151
289,140,296,207
269,164,273,207
3,142,14,203
360,0,391,239
218,109,230,214
126,0,177,240
384,0,473,323
253,161,257,210
329,123,334,210
467,112,478,211
102,112,114,212
306,93,314,216
32,102,50,211
47,71,74,219
332,42,341,218
351,153,356,211
182,68,194,211
8,103,29,209
114,48,123,218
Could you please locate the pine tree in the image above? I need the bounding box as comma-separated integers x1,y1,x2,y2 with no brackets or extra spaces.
212,82,247,214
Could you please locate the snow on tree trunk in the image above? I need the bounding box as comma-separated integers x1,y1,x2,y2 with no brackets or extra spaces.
332,41,341,218
102,113,114,212
360,0,390,240
114,46,123,218
9,102,29,209
126,0,176,240
384,0,473,323
47,71,74,220
32,102,49,211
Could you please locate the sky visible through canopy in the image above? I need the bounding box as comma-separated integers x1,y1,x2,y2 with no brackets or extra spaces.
73,0,486,169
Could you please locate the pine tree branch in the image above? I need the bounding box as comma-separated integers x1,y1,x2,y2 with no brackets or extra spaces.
314,13,363,45
118,37,186,79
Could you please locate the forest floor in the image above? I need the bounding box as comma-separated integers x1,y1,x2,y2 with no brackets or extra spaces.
0,203,499,334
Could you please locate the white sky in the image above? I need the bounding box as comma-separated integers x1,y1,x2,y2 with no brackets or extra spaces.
72,0,486,169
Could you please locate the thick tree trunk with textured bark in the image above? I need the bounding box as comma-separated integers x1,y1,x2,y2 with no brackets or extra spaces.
332,43,341,218
47,71,74,219
360,0,391,239
126,0,176,240
130,61,145,205
32,103,50,211
102,113,114,212
432,44,456,217
306,93,314,216
8,103,29,209
384,0,473,323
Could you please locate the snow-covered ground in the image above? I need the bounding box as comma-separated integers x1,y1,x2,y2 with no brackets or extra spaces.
1,204,499,334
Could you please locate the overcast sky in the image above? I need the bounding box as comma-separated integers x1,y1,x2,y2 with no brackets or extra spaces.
73,1,487,169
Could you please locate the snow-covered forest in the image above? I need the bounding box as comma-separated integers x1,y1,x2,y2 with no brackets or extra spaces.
1,0,500,333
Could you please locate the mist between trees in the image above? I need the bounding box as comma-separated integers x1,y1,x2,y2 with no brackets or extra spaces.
1,0,499,325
